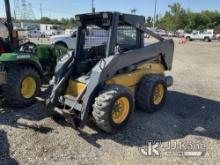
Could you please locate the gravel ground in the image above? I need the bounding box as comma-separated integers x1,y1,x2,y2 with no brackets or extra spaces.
0,39,220,165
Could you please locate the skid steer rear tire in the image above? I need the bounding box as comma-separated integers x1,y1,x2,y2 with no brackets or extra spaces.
92,85,134,133
2,67,41,108
136,75,167,113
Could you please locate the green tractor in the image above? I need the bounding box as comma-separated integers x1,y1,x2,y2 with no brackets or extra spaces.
0,0,67,107
0,43,67,107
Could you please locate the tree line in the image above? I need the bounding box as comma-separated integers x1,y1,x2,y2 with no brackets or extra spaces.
40,17,76,29
145,3,220,32
16,3,220,32
16,17,76,29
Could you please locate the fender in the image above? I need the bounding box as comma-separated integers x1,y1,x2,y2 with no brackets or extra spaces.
53,40,68,48
0,53,43,75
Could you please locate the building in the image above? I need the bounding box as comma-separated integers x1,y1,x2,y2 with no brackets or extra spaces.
40,24,64,36
13,22,40,30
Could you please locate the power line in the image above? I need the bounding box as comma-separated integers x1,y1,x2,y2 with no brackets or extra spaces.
32,7,76,15
42,1,91,9
27,2,35,19
14,0,35,20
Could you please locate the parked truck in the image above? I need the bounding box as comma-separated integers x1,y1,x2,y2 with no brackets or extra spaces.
50,27,109,49
184,29,214,42
215,33,220,40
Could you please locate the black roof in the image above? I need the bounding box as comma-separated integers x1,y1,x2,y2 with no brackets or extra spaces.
75,12,145,27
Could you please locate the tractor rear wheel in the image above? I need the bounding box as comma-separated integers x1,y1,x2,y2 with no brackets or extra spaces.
136,75,167,113
92,85,134,133
2,67,41,108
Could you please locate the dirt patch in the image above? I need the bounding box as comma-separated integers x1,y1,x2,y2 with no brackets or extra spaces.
0,39,220,164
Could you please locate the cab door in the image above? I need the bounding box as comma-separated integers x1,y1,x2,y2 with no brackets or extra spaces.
193,31,199,39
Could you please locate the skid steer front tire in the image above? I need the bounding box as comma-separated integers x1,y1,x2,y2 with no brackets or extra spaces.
92,85,134,133
2,67,41,108
136,75,167,113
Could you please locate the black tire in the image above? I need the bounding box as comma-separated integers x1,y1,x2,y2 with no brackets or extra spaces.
204,37,211,42
55,42,67,49
136,75,167,113
1,67,41,108
92,85,134,133
186,37,191,41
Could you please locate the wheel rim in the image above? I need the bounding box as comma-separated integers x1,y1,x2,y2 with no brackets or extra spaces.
153,83,164,105
112,97,130,124
21,77,37,99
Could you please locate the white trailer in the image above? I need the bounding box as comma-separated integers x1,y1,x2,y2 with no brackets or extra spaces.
40,24,64,36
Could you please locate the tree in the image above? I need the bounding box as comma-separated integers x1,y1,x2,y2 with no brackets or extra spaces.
145,16,153,27
157,3,187,31
40,17,52,24
39,17,76,29
156,3,220,32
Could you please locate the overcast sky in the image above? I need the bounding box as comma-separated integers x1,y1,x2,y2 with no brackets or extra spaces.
1,0,220,19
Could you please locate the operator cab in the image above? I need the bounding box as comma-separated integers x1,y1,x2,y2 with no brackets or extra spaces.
74,12,145,75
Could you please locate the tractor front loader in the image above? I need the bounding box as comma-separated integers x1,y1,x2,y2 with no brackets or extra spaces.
47,12,174,133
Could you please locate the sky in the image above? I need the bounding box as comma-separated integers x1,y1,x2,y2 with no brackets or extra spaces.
1,0,220,19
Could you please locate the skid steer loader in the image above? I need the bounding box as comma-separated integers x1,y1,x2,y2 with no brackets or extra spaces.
46,12,174,133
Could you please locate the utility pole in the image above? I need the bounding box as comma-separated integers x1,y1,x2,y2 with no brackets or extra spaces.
92,0,95,13
153,0,157,29
40,3,43,18
14,9,17,20
4,0,13,44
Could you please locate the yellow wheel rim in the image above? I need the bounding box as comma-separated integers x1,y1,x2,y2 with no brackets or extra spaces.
21,77,37,99
112,97,130,124
153,83,164,105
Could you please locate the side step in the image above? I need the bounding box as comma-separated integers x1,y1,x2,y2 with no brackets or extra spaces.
63,95,83,112
53,95,83,128
54,107,76,128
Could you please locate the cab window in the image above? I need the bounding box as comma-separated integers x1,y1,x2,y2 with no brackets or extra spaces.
117,26,137,46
